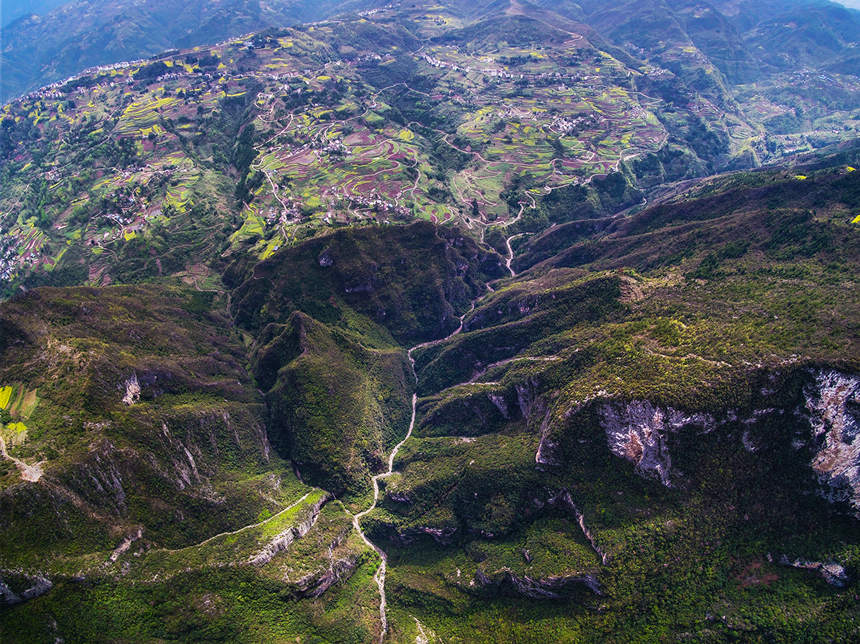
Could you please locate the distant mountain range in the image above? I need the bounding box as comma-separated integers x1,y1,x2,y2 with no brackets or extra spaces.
1,0,372,102
2,0,859,102
1,0,66,27
3,0,858,294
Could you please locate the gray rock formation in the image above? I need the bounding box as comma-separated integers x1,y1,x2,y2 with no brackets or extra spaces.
470,566,602,599
248,494,330,566
774,554,851,587
0,571,53,606
804,370,860,516
600,400,714,487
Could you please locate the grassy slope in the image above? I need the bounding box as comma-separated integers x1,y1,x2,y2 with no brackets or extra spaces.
0,285,387,642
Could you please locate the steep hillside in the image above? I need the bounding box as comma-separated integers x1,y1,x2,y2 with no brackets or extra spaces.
0,2,858,642
225,221,502,499
362,153,860,642
0,285,387,640
0,286,291,554
1,145,858,644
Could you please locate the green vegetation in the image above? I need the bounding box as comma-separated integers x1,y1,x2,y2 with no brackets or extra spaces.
227,221,500,500
1,2,859,642
1,153,858,640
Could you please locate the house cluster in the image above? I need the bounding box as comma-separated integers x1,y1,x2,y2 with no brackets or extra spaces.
353,54,385,64
22,82,67,102
346,192,410,219
0,226,44,278
19,58,146,103
495,104,599,134
321,139,348,156
550,115,591,135
0,240,16,282
155,72,186,83
265,201,302,225
102,212,135,226
420,53,582,83
357,6,388,17
305,130,348,156
644,66,673,81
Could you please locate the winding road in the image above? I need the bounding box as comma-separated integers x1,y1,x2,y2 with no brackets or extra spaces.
350,299,478,642
504,232,529,277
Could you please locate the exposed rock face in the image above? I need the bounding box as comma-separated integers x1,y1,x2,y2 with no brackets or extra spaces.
416,384,533,439
535,407,560,467
487,393,510,419
0,579,17,605
392,525,458,546
804,370,860,516
317,248,334,267
288,516,360,599
547,490,609,565
248,494,330,567
0,286,284,568
543,368,860,517
387,491,411,504
63,440,131,516
600,401,715,487
297,553,361,598
516,380,541,420
122,373,141,405
157,422,202,492
0,571,52,606
470,567,602,599
775,554,851,588
109,528,143,563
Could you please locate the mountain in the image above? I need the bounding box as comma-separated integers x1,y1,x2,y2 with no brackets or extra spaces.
3,0,860,103
1,0,66,27
0,0,380,102
1,146,858,640
1,1,858,641
2,1,859,297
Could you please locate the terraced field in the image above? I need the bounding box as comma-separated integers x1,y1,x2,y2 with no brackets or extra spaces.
3,3,857,294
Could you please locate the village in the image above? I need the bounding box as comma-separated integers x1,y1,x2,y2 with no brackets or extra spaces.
2,5,857,293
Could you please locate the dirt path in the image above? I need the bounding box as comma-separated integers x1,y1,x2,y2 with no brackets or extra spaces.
504,232,530,277
171,491,314,553
351,392,417,642
0,435,44,482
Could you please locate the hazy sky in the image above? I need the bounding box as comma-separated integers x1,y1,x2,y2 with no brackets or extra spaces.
4,0,860,27
2,0,66,27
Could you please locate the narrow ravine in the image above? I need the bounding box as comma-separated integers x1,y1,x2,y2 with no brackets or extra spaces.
351,301,477,643
501,200,533,278
351,391,416,642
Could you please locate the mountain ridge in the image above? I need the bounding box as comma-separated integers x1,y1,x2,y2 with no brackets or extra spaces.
0,2,858,641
